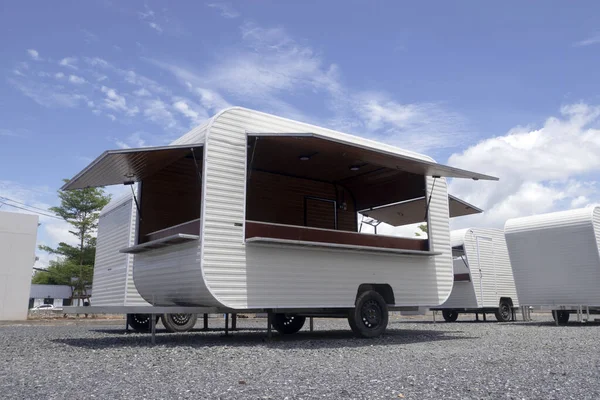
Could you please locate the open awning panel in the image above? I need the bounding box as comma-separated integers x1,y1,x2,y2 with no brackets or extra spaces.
248,134,498,181
360,194,482,227
62,144,203,190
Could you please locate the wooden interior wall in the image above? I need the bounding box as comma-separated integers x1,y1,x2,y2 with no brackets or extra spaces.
246,170,357,231
139,156,202,242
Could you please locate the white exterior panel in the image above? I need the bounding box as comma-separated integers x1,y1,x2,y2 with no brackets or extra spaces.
0,211,38,320
91,193,147,306
130,107,479,309
505,207,600,307
438,228,518,309
202,108,451,309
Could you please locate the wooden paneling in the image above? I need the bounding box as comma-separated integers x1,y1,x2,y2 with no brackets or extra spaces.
248,136,426,211
454,273,471,282
246,170,356,231
139,156,202,242
246,221,429,251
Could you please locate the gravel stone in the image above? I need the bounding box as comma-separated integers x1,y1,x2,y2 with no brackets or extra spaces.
1,314,600,399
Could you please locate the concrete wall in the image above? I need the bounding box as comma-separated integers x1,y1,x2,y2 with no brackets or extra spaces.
0,211,38,320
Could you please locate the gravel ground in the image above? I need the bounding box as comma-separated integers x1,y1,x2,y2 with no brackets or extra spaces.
1,313,600,400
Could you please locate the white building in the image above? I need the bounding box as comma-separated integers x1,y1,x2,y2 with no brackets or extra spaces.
0,211,39,320
29,284,73,309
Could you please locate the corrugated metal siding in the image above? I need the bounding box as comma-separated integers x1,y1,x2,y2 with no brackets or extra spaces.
505,207,600,306
132,240,218,306
463,229,518,308
171,121,209,146
130,122,216,306
201,107,454,309
425,175,453,305
123,197,147,306
437,228,518,309
441,281,478,308
92,197,135,306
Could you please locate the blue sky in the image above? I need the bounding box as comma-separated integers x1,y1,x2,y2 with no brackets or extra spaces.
1,1,600,266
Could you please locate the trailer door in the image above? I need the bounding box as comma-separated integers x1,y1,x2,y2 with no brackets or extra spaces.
474,236,498,307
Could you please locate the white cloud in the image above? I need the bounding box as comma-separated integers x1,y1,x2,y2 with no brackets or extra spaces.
100,85,138,115
59,57,78,69
574,34,600,47
153,21,466,152
207,2,240,18
27,49,40,61
448,103,600,228
344,93,468,152
84,57,109,67
0,129,20,137
172,100,206,124
68,75,86,84
8,78,88,108
143,99,178,128
13,69,25,76
115,132,147,149
193,87,232,112
81,29,99,44
55,72,65,79
138,5,155,19
137,5,164,34
148,22,163,33
134,88,151,97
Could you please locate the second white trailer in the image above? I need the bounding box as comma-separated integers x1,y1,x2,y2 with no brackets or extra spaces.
432,228,519,322
505,207,600,324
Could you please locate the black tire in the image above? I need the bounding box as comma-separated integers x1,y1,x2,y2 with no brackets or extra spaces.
552,310,570,325
442,310,459,322
495,299,512,322
127,314,157,332
271,314,306,334
161,313,198,333
348,290,389,338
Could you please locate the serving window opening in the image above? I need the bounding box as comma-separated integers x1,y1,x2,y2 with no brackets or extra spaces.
136,147,203,245
244,135,431,253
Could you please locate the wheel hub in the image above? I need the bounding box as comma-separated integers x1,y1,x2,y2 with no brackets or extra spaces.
361,300,382,328
171,314,191,325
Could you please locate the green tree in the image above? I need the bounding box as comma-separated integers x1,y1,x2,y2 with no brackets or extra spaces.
34,180,111,302
415,223,428,237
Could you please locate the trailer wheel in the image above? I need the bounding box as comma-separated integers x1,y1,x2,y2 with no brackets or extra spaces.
348,290,389,338
442,310,459,322
495,299,512,322
162,313,198,333
127,314,157,332
552,310,570,325
271,314,306,334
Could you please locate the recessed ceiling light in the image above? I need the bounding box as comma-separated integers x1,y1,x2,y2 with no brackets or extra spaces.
299,155,311,161
349,165,361,171
124,172,135,178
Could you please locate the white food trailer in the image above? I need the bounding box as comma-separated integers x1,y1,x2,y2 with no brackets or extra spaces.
431,228,519,322
64,107,496,338
505,207,600,324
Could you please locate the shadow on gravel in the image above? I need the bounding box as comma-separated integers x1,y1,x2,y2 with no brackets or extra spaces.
511,320,600,328
407,320,504,325
52,327,476,349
